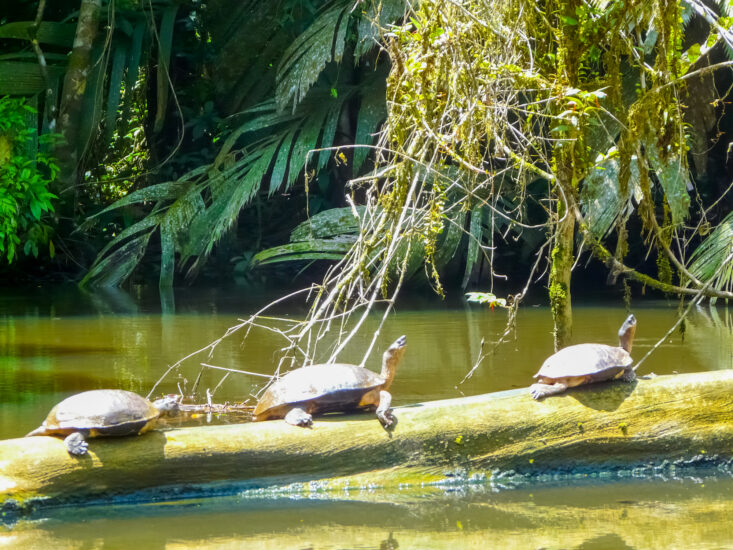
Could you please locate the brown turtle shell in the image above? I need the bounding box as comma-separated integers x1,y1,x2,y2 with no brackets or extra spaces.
31,389,160,437
253,363,385,421
534,343,632,381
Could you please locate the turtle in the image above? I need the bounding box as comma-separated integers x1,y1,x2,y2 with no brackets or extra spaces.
529,314,637,400
26,389,179,456
253,335,407,428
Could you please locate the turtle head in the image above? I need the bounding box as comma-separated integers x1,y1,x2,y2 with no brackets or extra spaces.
152,394,181,417
380,335,407,388
618,314,637,353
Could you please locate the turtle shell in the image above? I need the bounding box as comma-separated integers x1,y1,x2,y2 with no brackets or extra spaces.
254,363,385,420
36,389,160,437
534,343,632,380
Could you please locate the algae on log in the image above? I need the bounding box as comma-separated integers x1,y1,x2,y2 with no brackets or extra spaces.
2,370,733,513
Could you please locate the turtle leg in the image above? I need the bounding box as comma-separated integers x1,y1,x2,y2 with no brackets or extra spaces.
63,431,89,456
620,368,637,383
376,390,395,427
529,382,568,400
284,407,313,427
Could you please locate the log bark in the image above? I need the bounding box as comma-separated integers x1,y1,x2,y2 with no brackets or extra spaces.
2,370,733,514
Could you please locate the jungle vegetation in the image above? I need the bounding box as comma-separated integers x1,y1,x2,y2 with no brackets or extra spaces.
0,0,732,353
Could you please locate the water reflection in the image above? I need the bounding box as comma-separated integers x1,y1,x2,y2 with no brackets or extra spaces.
3,477,733,549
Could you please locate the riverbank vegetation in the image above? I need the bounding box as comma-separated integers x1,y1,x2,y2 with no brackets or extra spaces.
1,0,732,349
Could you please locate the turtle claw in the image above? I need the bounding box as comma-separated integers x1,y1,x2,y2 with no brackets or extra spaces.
529,383,567,400
377,409,396,429
376,390,395,428
64,432,89,456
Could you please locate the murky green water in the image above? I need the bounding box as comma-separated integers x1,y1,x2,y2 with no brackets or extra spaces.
1,286,732,548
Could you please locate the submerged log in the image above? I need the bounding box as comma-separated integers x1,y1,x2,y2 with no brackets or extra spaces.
2,370,733,513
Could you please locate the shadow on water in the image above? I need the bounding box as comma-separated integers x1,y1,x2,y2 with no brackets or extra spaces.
0,343,118,357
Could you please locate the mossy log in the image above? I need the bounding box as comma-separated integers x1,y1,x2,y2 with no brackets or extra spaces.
2,370,733,513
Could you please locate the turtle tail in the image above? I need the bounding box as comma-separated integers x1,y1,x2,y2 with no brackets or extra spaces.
25,423,47,437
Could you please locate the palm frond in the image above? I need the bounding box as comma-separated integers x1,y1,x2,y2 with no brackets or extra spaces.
353,74,387,173
253,238,356,266
355,0,407,59
580,155,640,238
462,206,482,288
0,21,75,47
253,206,364,266
290,206,365,241
275,0,352,112
688,211,733,293
645,145,691,226
81,228,155,287
153,5,178,133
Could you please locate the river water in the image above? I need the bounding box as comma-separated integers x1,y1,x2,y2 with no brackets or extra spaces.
1,286,731,548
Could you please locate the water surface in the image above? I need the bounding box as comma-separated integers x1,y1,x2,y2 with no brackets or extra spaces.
0,286,731,547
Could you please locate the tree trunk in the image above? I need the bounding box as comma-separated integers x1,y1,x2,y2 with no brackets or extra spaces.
549,197,575,350
2,370,733,516
54,0,101,198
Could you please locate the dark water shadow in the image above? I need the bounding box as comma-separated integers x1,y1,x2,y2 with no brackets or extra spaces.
1,343,118,357
576,533,634,549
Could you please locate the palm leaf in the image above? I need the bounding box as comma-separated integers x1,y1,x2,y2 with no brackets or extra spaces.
153,5,178,134
688,211,733,293
462,206,482,288
353,76,387,173
120,20,146,130
252,237,356,266
0,62,65,95
81,230,154,287
0,21,76,47
433,210,465,270
275,0,352,112
580,155,640,238
645,145,691,226
355,0,407,59
290,207,365,241
90,179,193,217
105,42,128,142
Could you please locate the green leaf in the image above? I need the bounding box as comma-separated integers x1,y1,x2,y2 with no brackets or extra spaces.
688,211,733,293
81,230,154,288
153,5,178,134
462,206,482,288
645,144,690,226
29,201,41,220
355,0,407,58
290,206,364,241
90,180,190,218
105,42,128,142
0,21,75,47
353,78,387,173
253,237,355,266
275,0,351,112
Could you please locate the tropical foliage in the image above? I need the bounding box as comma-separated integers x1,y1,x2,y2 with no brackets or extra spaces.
0,97,58,263
0,0,731,329
81,0,405,287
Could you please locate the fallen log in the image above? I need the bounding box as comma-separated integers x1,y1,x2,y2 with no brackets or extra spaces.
2,370,733,515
